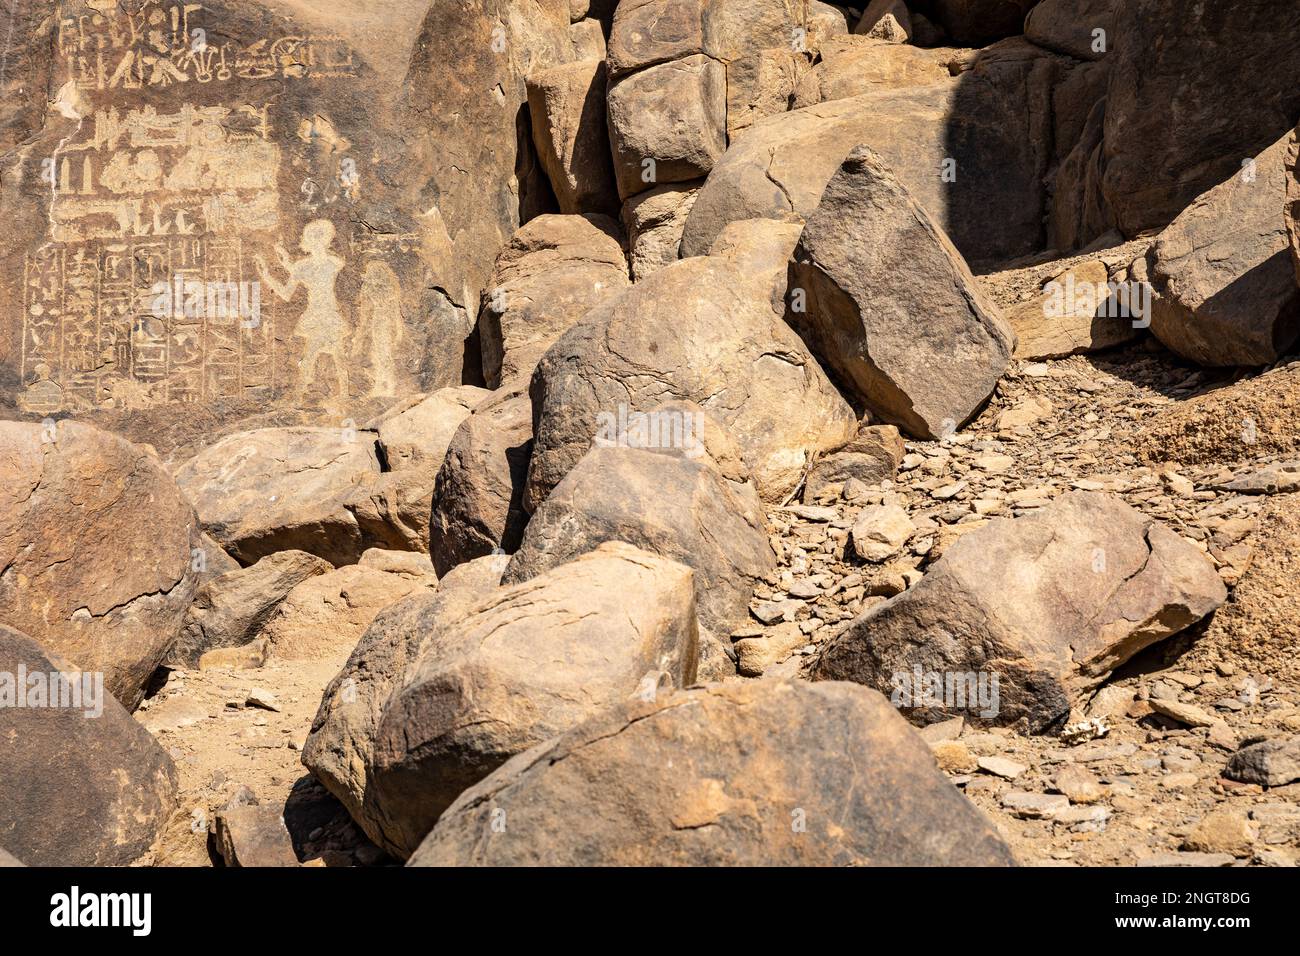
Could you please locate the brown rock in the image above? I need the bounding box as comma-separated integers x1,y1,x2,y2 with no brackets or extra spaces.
1007,260,1141,361
305,543,699,858
814,492,1227,732
622,182,701,280
0,624,177,866
790,146,1014,439
410,680,1016,866
527,59,619,216
213,805,300,868
0,420,200,707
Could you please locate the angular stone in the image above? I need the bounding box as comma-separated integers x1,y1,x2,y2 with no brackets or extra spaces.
173,426,383,567
852,504,915,562
1007,260,1141,361
790,146,1013,439
622,182,701,280
0,420,200,708
410,680,1016,866
1225,737,1300,788
0,624,177,866
429,380,535,577
525,257,858,507
505,444,774,636
855,0,912,42
1148,131,1300,367
171,550,333,667
527,59,619,216
814,492,1227,732
806,425,905,500
213,805,299,868
478,215,629,388
305,543,698,858
607,54,726,199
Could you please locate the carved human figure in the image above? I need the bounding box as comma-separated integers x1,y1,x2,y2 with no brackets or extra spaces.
351,261,405,397
256,219,349,398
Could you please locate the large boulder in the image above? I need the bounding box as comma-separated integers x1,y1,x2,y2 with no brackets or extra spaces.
791,36,956,109
1148,131,1300,367
173,426,383,566
1025,0,1116,61
789,146,1014,439
304,542,699,858
504,444,774,636
813,492,1227,733
0,624,178,866
428,381,535,577
1103,0,1300,237
607,54,727,199
170,550,333,667
410,680,1016,866
478,215,630,388
524,257,858,508
527,59,619,216
350,386,493,551
682,41,1061,265
0,420,200,708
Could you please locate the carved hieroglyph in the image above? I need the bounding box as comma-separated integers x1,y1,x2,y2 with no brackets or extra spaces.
10,0,412,416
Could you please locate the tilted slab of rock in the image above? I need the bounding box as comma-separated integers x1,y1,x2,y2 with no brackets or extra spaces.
428,380,534,577
173,426,382,566
683,41,1060,265
1148,131,1300,367
0,420,200,708
477,214,629,388
1,0,535,448
170,549,332,667
410,680,1016,866
0,624,178,866
524,257,857,508
790,146,1014,439
707,217,805,315
813,492,1227,733
1103,0,1300,237
526,59,619,217
304,542,698,858
791,35,956,109
504,444,774,637
805,424,905,501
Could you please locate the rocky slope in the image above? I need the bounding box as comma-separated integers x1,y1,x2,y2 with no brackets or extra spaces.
2,0,1300,868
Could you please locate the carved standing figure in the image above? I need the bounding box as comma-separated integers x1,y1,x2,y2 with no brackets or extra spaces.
256,219,349,398
351,260,405,398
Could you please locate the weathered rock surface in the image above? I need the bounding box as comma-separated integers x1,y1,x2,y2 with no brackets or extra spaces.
1103,0,1300,237
1224,737,1300,788
622,182,700,279
805,425,905,501
429,381,535,577
1006,259,1140,361
0,624,178,866
305,542,698,858
171,550,333,667
525,257,857,507
814,492,1227,732
0,420,200,708
856,0,913,42
173,426,382,566
260,562,437,661
683,41,1060,265
410,680,1016,866
351,386,492,551
1148,131,1300,367
790,146,1014,439
478,215,629,388
1025,0,1115,61
504,444,774,636
527,59,619,216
